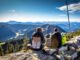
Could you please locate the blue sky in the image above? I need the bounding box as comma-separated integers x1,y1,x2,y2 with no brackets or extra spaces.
0,0,80,22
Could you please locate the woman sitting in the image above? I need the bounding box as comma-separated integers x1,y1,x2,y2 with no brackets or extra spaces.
31,27,45,50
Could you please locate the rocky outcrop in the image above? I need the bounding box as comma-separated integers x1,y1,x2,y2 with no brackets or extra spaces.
0,50,55,60
0,36,80,60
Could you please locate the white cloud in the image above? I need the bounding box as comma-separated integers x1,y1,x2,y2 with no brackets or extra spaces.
0,14,80,22
58,2,80,13
0,11,80,22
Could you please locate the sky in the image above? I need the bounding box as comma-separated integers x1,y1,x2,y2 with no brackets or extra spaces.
0,0,80,22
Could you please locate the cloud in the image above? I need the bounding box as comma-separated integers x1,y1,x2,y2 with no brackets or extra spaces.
0,12,80,22
0,14,80,22
58,2,80,13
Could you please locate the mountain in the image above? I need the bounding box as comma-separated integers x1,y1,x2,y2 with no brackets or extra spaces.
26,24,66,38
0,23,41,41
6,21,80,32
7,21,44,25
7,21,22,24
0,21,80,42
57,22,80,32
0,23,16,42
10,24,41,34
41,24,65,33
3,21,80,32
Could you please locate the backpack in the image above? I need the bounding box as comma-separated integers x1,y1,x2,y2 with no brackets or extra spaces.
31,37,41,49
51,33,59,48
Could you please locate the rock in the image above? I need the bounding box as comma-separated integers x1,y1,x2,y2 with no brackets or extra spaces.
0,50,55,60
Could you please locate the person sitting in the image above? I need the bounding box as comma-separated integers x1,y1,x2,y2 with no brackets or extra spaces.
31,27,45,50
51,28,62,48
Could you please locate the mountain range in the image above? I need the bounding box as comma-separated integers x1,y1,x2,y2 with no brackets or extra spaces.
0,21,80,42
0,23,16,42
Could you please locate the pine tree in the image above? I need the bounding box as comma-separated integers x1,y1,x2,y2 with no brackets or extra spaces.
6,42,10,54
9,44,14,53
0,45,4,56
14,41,19,52
22,38,29,52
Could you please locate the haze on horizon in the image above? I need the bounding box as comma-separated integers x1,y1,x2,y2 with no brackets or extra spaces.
0,0,80,22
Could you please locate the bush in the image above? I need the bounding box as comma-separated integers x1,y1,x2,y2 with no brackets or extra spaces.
0,45,4,56
22,38,29,51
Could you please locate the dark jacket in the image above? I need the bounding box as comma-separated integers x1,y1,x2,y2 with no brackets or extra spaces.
32,32,45,44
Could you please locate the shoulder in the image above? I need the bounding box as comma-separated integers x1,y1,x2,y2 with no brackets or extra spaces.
32,32,37,36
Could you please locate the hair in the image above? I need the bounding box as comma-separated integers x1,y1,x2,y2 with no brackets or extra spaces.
54,28,58,32
36,27,42,32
